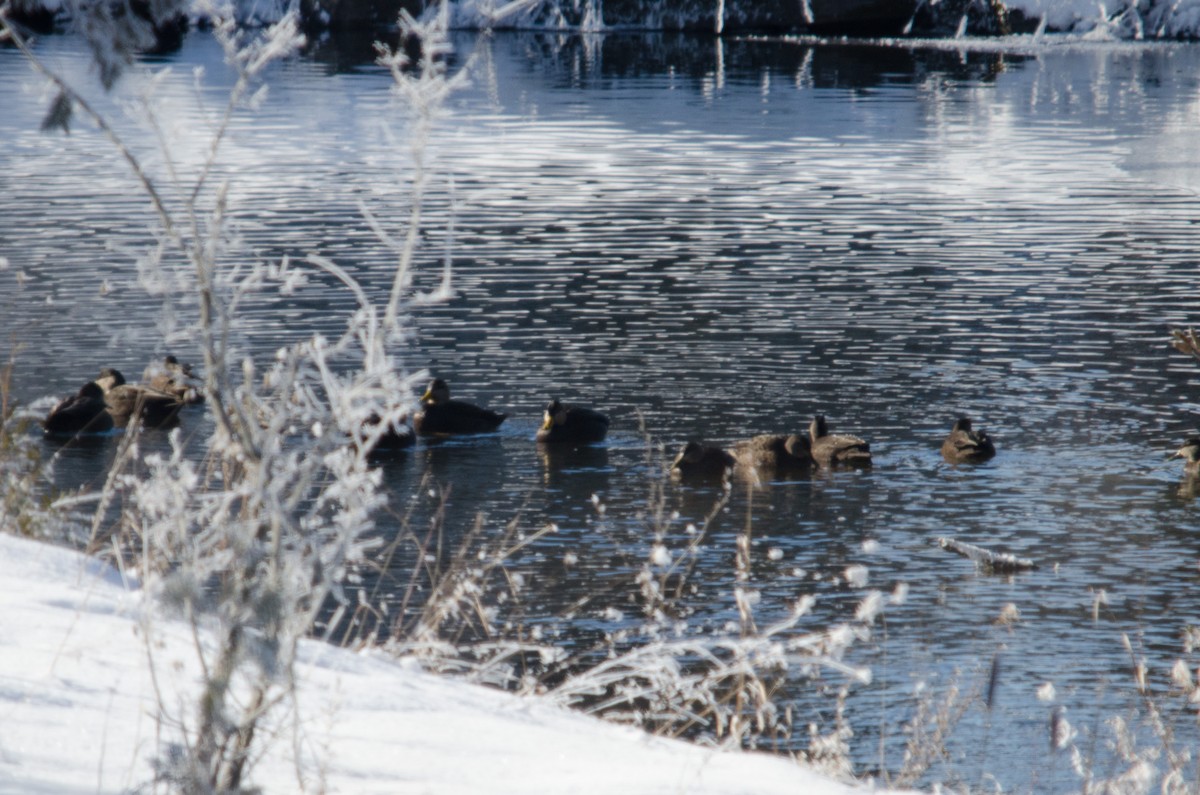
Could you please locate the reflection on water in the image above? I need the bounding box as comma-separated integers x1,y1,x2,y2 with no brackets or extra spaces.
5,30,1200,790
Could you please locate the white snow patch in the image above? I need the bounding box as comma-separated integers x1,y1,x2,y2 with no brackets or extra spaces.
0,532,901,794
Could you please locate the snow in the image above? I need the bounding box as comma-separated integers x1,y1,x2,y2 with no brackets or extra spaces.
0,532,891,795
1002,0,1200,39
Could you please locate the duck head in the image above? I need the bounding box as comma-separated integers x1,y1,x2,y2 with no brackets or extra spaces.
541,399,566,431
1172,438,1200,463
673,441,707,467
421,378,451,405
164,355,196,378
96,368,126,390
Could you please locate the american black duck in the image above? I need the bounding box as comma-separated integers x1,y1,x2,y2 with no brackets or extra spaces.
43,382,114,436
940,417,996,463
413,378,506,435
96,368,184,428
1171,437,1200,477
361,412,416,454
730,433,814,473
809,415,872,468
671,441,735,479
145,355,204,404
536,399,610,444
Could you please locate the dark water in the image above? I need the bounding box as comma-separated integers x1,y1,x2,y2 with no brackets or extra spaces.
5,29,1200,790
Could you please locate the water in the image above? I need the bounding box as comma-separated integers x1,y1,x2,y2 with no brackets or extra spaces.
4,29,1200,790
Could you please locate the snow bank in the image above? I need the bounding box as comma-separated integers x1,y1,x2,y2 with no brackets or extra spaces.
0,532,888,794
1006,0,1200,39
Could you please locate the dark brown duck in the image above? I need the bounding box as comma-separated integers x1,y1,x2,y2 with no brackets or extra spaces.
809,414,872,468
940,417,996,463
43,382,114,436
536,399,610,444
413,378,506,436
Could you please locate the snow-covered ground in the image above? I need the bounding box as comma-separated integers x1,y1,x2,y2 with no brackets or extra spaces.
0,532,895,795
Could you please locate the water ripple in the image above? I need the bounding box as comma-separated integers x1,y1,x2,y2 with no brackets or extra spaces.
6,31,1200,789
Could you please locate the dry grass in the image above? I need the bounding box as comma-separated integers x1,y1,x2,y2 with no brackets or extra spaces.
344,436,883,769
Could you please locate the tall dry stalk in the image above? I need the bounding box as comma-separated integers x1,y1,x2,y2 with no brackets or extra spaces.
3,2,470,790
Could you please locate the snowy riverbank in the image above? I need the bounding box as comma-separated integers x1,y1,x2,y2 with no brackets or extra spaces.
0,532,900,794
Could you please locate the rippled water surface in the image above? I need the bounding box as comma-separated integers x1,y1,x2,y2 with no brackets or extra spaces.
5,29,1200,790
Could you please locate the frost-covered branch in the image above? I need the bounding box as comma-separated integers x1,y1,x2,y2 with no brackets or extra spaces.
375,5,472,333
6,0,471,788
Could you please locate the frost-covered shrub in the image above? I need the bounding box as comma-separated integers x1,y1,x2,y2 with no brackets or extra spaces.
3,3,468,790
0,352,98,546
383,439,884,762
0,356,50,539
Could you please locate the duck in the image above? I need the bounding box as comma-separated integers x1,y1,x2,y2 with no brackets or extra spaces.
670,441,736,479
95,367,185,428
809,415,872,468
413,378,506,435
43,382,114,436
941,417,996,463
1171,437,1200,477
361,412,415,454
536,399,610,444
730,433,814,473
144,355,204,404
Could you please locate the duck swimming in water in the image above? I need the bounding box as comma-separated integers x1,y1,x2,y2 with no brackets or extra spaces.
1171,437,1200,477
940,417,996,463
95,367,184,429
361,412,416,454
730,433,814,473
536,399,610,444
413,378,506,435
43,382,114,436
670,441,736,479
809,415,872,468
145,355,204,404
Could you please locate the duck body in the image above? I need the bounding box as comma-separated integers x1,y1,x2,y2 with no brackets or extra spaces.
43,382,114,436
941,417,996,463
671,441,736,479
413,378,506,436
96,368,184,429
536,399,610,444
1172,437,1200,477
809,415,872,468
730,433,814,473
